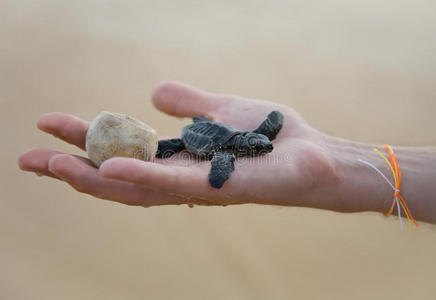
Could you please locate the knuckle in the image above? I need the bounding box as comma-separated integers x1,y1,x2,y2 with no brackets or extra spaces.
70,170,89,193
72,182,88,193
71,178,88,193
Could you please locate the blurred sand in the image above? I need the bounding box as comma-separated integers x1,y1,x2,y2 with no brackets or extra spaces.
1,1,436,299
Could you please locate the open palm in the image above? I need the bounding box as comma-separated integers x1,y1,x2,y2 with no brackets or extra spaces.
19,81,336,208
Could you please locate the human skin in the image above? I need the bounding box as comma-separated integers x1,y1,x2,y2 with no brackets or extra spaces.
18,81,436,224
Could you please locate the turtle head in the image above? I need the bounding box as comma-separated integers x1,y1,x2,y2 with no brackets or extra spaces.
245,133,273,155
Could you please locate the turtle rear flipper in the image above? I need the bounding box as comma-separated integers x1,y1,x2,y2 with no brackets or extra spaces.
253,111,283,141
209,151,235,189
156,138,185,158
193,115,212,123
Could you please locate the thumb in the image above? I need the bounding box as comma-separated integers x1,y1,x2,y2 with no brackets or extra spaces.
151,81,230,118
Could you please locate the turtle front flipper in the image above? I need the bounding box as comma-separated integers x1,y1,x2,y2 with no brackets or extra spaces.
193,115,212,123
156,138,185,158
252,111,283,141
209,151,235,189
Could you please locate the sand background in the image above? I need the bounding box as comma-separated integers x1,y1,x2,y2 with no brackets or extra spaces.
2,1,436,299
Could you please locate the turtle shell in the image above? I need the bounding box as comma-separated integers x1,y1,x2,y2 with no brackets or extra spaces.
181,121,240,155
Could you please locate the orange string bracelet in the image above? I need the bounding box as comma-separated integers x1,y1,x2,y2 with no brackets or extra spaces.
358,144,418,231
382,144,418,229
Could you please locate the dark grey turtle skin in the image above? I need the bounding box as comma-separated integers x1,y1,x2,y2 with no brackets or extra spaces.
156,111,283,189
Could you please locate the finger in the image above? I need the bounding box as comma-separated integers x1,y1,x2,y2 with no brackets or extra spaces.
37,112,90,151
18,148,62,179
48,154,210,206
18,148,96,179
100,157,229,203
151,81,231,118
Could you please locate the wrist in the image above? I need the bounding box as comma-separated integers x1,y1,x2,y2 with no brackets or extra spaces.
321,135,393,214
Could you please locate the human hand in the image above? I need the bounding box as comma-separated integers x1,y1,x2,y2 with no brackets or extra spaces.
18,81,340,209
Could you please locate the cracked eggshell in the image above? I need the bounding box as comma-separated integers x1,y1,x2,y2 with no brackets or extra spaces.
86,111,158,167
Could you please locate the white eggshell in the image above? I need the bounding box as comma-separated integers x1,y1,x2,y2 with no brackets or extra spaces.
86,111,158,167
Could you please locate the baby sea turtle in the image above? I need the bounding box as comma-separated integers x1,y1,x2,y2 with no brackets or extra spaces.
156,111,283,189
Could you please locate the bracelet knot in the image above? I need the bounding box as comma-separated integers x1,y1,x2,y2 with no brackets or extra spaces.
358,145,418,231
